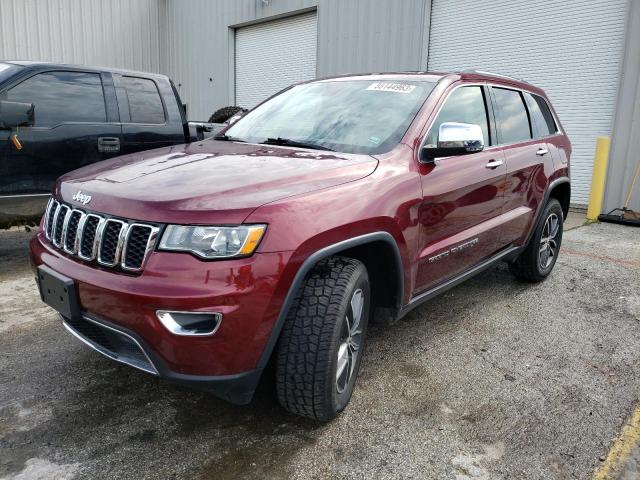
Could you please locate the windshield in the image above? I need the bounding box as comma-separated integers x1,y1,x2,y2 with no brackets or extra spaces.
224,79,436,155
0,63,22,84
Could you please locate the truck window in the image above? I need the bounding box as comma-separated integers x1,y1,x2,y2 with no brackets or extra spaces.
122,76,165,124
425,86,491,147
492,87,532,144
3,71,106,127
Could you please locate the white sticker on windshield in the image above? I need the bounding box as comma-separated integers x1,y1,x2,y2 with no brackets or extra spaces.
367,82,416,94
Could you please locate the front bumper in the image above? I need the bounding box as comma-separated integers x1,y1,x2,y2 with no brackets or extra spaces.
30,231,296,403
61,312,262,404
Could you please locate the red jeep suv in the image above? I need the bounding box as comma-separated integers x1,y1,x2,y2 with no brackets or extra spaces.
30,71,570,421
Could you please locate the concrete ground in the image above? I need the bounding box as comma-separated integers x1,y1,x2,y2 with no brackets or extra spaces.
0,217,638,480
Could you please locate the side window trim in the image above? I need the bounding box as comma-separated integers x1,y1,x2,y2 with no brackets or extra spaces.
418,82,561,153
113,73,131,123
480,85,493,146
100,72,120,123
520,90,534,139
483,84,498,147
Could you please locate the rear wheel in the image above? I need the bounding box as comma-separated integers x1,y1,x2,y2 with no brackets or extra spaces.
276,256,370,421
509,198,564,282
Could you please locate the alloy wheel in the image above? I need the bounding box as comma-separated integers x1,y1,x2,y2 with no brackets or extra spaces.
539,213,560,269
336,288,364,393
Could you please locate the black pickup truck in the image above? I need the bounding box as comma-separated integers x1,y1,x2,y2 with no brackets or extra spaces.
0,61,219,226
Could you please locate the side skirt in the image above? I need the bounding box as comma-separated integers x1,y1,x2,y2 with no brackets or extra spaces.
398,245,522,319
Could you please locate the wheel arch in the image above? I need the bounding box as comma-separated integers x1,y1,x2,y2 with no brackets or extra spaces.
256,232,404,370
548,179,571,219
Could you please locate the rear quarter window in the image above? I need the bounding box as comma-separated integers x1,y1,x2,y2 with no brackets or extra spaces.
122,76,165,124
524,92,557,137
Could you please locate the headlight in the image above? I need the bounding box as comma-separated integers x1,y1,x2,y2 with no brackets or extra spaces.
158,224,266,259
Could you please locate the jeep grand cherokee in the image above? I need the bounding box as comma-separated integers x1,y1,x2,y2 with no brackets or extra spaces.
30,71,570,421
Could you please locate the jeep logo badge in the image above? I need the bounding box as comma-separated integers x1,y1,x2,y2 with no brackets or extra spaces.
72,190,92,205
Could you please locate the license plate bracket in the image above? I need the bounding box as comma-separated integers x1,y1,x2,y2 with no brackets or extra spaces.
37,265,80,320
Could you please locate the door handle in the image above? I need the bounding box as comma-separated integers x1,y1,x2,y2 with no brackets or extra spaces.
485,159,504,169
97,137,120,153
536,148,549,156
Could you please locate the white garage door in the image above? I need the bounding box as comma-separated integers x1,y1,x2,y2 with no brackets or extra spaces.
235,11,317,109
426,0,627,205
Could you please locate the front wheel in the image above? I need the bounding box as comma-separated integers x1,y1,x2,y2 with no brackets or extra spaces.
509,198,564,282
276,256,370,421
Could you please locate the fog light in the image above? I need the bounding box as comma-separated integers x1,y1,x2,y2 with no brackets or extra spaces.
156,311,222,336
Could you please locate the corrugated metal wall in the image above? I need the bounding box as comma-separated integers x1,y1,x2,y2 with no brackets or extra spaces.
235,11,318,108
161,0,428,120
0,0,162,72
160,0,317,121
316,0,426,77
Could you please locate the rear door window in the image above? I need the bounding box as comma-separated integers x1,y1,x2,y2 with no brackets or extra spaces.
4,71,106,127
492,87,532,144
524,92,557,137
425,86,491,147
122,76,165,124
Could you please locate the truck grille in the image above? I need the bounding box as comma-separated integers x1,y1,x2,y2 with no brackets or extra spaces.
44,198,160,272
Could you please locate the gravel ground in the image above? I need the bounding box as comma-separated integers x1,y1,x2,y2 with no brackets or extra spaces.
0,221,639,479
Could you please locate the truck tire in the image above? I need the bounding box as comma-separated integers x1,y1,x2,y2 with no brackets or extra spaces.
207,106,246,124
509,198,564,282
276,256,370,421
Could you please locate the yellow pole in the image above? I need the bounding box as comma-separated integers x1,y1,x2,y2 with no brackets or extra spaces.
586,136,611,221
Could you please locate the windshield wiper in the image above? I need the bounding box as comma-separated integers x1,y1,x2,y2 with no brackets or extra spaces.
214,133,246,142
260,137,334,152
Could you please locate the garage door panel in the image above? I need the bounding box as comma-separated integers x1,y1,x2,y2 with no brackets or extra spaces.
235,12,317,109
426,0,627,205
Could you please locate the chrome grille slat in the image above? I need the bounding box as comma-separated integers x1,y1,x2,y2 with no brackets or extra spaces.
121,224,159,272
45,200,158,272
44,199,58,240
52,205,70,247
63,210,84,254
78,214,103,261
97,219,127,267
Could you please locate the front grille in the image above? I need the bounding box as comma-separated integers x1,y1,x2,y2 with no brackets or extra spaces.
64,316,158,375
44,198,159,272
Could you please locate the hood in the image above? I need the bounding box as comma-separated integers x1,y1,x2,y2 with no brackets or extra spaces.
56,140,378,224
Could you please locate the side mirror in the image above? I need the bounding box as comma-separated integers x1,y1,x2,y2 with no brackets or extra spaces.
421,122,484,162
0,100,35,129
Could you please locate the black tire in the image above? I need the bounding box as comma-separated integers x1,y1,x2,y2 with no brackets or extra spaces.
207,106,246,124
276,256,370,421
509,198,564,282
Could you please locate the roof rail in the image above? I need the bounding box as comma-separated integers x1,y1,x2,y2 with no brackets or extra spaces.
461,69,528,83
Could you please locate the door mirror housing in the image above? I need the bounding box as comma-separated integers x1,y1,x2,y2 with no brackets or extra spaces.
0,100,35,129
420,122,484,162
